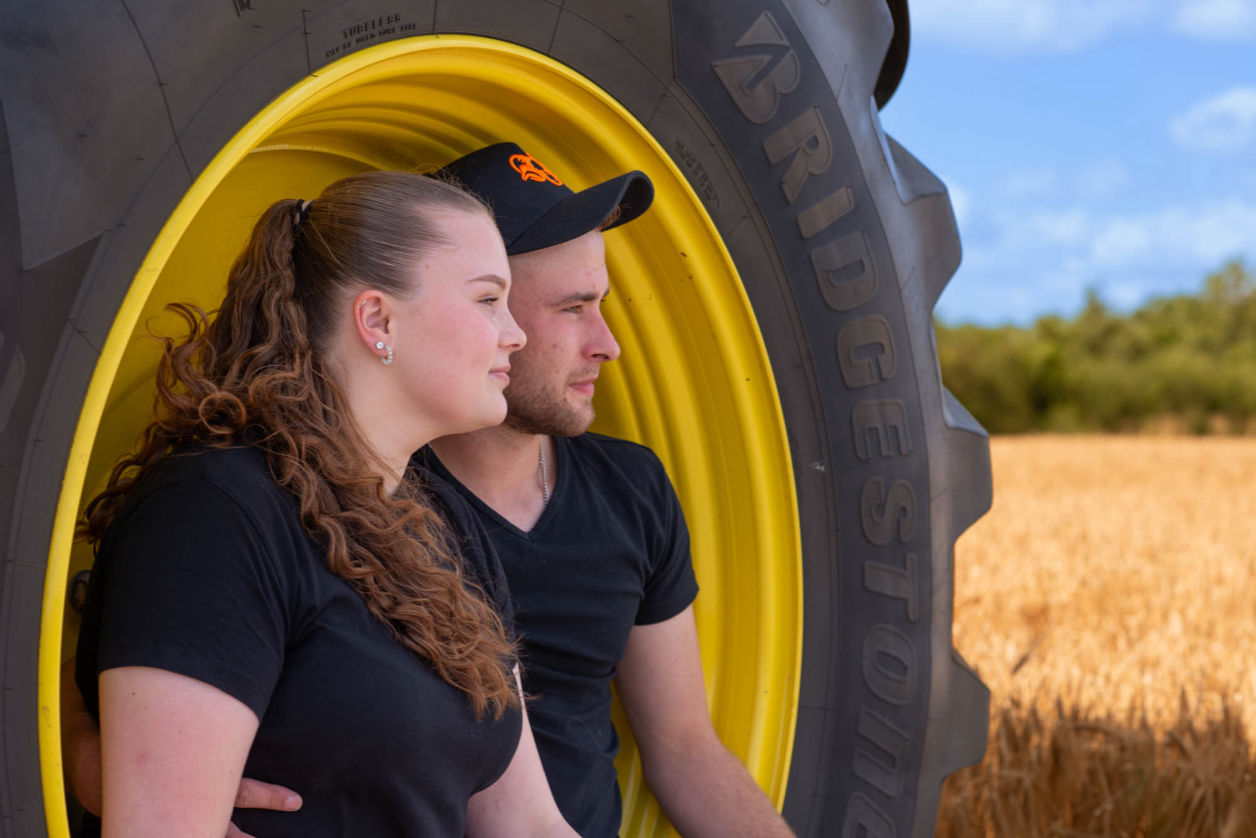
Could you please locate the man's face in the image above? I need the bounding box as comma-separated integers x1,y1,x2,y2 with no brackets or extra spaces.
502,230,621,436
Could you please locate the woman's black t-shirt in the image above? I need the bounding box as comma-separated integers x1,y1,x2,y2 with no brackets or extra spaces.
74,445,521,836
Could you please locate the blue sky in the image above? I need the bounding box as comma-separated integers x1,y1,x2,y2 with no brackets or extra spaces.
878,0,1256,325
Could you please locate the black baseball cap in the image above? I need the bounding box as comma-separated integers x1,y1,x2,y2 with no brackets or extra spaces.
433,142,654,256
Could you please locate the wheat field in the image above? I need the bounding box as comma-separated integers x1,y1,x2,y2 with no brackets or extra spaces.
937,435,1256,836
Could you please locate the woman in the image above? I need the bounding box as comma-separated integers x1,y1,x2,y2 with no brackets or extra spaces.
73,172,574,836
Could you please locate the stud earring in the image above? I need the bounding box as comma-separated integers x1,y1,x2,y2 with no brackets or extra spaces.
374,340,394,365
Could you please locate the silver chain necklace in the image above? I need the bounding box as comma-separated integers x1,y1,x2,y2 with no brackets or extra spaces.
537,438,550,508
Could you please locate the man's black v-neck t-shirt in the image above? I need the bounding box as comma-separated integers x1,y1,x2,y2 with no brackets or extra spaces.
75,445,521,837
419,432,699,836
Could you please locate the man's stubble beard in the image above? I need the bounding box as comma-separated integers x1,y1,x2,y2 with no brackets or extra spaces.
502,372,595,438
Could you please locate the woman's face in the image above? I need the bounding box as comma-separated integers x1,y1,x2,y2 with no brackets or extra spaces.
390,209,524,438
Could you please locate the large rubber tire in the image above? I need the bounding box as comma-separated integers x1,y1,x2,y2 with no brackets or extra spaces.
0,2,990,836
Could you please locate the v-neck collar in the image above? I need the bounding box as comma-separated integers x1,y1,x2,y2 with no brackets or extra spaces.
422,438,565,541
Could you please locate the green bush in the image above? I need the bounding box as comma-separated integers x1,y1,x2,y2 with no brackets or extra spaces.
937,260,1256,434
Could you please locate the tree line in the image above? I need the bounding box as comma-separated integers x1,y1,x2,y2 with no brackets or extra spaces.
936,260,1256,434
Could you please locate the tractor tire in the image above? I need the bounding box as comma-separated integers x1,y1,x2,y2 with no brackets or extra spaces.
0,2,990,836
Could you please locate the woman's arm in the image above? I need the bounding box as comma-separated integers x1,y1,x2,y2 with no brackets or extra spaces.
99,666,259,838
65,657,301,835
465,669,577,838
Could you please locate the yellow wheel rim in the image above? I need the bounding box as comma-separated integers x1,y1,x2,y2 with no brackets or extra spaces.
38,35,802,837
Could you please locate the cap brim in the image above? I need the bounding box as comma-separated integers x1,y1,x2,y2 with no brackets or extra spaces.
506,171,654,255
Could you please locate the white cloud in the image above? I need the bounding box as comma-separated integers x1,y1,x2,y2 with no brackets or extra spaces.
1165,198,1256,260
1075,161,1134,200
1024,200,1256,272
1170,87,1256,152
942,197,1256,322
1020,208,1093,246
993,168,1060,200
910,0,1150,52
988,163,1132,203
1172,0,1256,40
911,0,1256,52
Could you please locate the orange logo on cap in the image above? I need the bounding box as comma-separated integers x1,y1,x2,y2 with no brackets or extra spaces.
509,153,563,186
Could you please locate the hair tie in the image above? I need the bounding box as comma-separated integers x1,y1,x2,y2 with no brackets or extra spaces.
294,199,313,229
292,200,313,274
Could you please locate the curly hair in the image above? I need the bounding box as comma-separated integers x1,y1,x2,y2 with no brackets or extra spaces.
79,171,517,719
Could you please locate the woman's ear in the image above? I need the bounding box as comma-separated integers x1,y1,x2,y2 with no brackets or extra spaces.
353,290,392,359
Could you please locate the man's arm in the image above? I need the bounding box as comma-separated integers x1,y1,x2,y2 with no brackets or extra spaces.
61,659,301,836
615,606,795,837
61,658,103,817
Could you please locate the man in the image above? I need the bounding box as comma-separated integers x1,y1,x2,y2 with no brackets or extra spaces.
64,143,792,837
420,143,792,837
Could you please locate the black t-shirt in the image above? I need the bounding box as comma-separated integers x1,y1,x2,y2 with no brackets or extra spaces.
420,432,699,837
75,445,521,837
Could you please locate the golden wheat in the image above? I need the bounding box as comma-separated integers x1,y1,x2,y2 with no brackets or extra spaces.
938,435,1256,836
